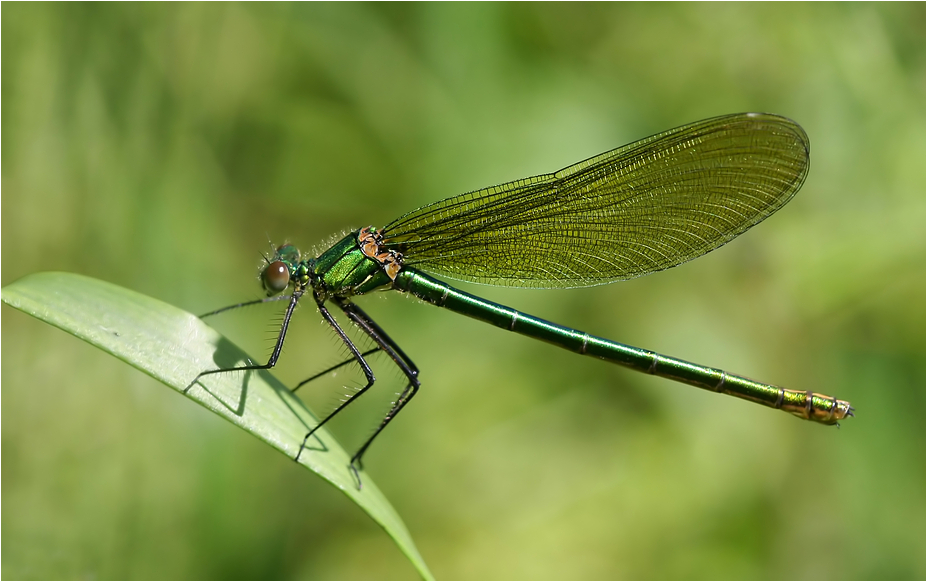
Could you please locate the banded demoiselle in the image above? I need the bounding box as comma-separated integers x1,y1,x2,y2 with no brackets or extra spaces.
194,112,853,488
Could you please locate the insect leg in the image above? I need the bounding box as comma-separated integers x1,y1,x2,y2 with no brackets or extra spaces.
295,301,380,488
186,290,303,390
334,298,421,488
199,294,292,318
291,347,382,393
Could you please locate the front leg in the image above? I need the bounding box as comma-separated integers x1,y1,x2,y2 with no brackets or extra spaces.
185,290,303,391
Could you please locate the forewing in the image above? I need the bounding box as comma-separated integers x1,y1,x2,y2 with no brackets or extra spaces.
381,113,810,288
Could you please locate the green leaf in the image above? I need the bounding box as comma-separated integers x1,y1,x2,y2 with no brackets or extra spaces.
2,271,433,581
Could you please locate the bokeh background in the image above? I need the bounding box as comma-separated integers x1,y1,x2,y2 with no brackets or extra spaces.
3,3,924,579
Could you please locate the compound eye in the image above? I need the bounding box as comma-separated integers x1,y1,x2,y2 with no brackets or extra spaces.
262,261,290,295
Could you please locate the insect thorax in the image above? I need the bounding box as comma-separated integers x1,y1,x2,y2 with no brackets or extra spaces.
312,227,402,298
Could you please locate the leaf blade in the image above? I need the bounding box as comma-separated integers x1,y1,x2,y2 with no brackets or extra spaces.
2,271,433,581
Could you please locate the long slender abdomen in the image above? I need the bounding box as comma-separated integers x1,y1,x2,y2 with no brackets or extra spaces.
394,268,852,424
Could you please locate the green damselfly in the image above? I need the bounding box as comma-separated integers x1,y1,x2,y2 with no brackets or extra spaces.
194,112,853,487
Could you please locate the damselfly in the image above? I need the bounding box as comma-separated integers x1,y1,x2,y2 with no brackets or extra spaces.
193,113,853,488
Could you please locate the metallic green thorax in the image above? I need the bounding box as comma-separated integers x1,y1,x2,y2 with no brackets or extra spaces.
271,230,395,302
313,232,392,297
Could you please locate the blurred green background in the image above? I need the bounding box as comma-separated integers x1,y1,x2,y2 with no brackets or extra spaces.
3,3,924,579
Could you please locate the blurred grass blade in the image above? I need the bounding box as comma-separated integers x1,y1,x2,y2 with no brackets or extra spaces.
1,271,434,581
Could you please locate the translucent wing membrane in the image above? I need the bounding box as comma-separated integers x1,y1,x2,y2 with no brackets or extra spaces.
381,113,809,288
